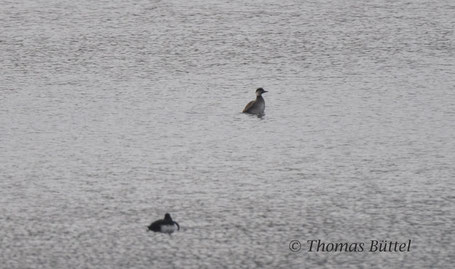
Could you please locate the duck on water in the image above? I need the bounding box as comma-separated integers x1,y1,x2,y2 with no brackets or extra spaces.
148,213,180,234
243,88,267,115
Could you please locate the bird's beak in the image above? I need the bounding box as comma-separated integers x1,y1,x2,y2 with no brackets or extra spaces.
263,91,268,93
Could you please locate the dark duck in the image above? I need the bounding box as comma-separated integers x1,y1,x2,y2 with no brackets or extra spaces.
243,88,268,115
148,213,180,234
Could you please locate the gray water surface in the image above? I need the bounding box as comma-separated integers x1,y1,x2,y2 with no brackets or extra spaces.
1,0,454,268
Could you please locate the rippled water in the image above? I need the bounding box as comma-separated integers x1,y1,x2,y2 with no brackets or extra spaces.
1,0,454,268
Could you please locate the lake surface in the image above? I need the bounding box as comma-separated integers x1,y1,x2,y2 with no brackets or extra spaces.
1,0,454,268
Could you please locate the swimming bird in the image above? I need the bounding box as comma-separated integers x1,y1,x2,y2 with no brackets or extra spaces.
147,213,180,234
242,88,268,115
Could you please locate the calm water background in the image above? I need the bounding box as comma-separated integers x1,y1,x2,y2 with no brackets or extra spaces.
1,0,454,268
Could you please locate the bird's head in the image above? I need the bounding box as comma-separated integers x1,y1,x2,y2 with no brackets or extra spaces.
256,88,268,96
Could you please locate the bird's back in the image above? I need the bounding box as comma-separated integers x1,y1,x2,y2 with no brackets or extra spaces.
242,100,256,113
148,220,164,232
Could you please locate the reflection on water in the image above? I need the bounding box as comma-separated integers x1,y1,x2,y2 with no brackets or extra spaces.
1,0,454,268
